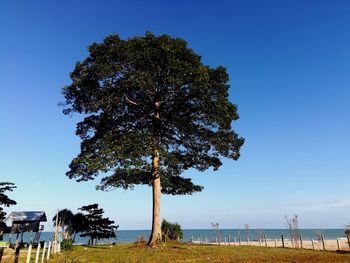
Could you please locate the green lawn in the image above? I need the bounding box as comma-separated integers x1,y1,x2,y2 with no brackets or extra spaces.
48,242,350,263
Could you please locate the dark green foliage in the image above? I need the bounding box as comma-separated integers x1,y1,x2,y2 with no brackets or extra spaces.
161,219,183,241
71,212,89,243
52,209,89,243
62,32,244,194
345,225,350,237
345,229,350,236
53,209,75,239
0,182,16,240
61,238,73,251
78,204,118,245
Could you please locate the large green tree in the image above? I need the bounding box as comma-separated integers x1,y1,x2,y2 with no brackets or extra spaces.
62,32,244,246
78,204,118,245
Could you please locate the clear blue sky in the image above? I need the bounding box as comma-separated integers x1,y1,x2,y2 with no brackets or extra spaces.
0,0,349,230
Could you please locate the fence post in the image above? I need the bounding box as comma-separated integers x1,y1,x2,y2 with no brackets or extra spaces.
238,237,241,246
259,238,261,246
337,239,341,251
34,242,41,263
264,235,267,247
281,235,285,248
300,234,303,249
47,241,52,261
228,234,230,245
234,237,237,246
321,235,326,251
41,242,46,263
311,239,315,250
274,237,277,248
14,240,20,263
26,244,32,263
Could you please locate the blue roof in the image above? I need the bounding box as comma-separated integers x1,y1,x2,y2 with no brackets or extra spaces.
7,211,47,222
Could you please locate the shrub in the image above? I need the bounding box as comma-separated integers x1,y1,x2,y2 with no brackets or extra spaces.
161,219,183,241
61,238,73,251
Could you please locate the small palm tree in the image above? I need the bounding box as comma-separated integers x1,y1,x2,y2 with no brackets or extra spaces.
53,209,74,239
161,219,183,241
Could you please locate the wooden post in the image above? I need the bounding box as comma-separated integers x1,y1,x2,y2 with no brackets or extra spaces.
291,238,294,248
281,235,285,248
224,237,227,244
238,237,241,246
228,234,230,245
321,235,326,251
274,237,277,248
300,234,303,249
41,242,46,263
54,209,59,246
14,240,21,263
247,237,250,245
52,240,55,254
34,242,41,263
234,237,237,246
26,244,32,263
264,235,267,246
47,241,52,261
337,239,341,251
311,239,315,250
259,238,261,246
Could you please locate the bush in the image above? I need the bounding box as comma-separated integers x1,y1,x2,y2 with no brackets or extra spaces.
161,219,183,241
61,238,73,251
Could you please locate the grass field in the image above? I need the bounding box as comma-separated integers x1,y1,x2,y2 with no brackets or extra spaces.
47,242,350,263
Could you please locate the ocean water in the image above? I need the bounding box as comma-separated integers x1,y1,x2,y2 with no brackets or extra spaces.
2,229,346,244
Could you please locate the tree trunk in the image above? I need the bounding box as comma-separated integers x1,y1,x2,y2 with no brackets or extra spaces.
148,148,161,246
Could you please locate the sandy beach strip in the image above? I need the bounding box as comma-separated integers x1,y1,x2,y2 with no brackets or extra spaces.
192,238,350,251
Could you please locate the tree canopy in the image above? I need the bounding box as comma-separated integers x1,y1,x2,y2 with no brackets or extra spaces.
0,182,17,239
62,32,244,245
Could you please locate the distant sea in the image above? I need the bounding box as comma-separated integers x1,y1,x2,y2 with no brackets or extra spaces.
2,229,346,244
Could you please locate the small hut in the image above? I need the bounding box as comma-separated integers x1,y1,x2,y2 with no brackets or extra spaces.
6,211,47,245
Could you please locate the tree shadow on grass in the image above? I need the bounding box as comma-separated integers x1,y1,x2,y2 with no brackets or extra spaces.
80,245,110,249
336,250,350,254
